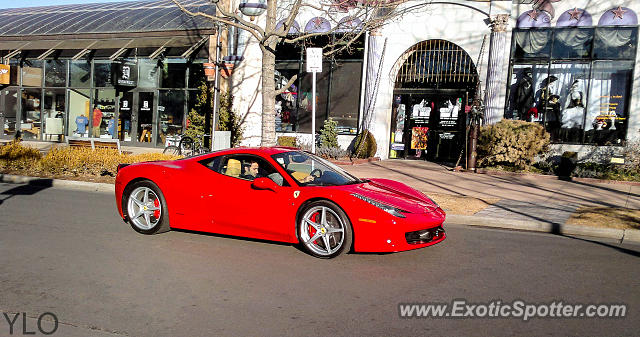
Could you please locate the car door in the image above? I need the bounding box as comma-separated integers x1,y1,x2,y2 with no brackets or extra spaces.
205,154,297,243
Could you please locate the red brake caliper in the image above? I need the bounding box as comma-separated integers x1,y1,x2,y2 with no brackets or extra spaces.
308,212,318,243
153,199,160,218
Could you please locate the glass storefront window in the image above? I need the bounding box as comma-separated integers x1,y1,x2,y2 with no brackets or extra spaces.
69,60,91,87
552,28,594,59
505,63,549,121
20,88,42,140
93,61,113,88
157,90,185,146
42,89,66,141
275,63,300,132
506,26,637,146
137,92,154,143
512,29,552,59
188,62,205,88
91,88,117,138
160,61,186,88
45,60,67,87
329,61,361,134
21,60,43,87
1,88,19,137
68,89,91,137
593,27,638,60
584,61,633,145
545,63,590,143
298,61,330,133
138,59,159,89
118,92,133,142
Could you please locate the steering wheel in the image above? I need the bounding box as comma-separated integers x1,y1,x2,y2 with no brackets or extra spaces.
310,168,323,179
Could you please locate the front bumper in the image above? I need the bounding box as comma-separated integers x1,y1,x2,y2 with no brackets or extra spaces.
352,208,446,253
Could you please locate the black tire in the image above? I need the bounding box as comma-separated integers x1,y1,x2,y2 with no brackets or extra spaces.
163,145,181,156
122,180,170,234
297,200,353,259
179,136,194,156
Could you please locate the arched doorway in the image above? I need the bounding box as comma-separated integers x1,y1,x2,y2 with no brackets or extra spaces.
389,39,479,162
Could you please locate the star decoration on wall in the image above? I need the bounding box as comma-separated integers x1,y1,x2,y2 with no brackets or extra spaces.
312,18,324,29
568,7,583,21
611,6,627,19
528,10,540,21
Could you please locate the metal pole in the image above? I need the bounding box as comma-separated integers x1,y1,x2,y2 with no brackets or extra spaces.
211,25,222,151
311,71,316,154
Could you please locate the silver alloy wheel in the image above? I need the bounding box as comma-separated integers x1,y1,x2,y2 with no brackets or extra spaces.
300,206,345,256
127,186,162,230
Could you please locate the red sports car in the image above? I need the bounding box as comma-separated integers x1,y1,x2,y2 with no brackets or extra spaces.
115,147,446,258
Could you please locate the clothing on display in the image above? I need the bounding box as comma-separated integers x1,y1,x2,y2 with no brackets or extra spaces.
75,115,88,134
561,80,585,128
515,69,534,120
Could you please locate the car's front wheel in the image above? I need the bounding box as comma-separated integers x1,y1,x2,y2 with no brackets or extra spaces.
298,200,352,258
123,180,170,234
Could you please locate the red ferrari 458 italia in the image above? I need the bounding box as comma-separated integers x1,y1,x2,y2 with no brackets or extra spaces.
115,147,446,258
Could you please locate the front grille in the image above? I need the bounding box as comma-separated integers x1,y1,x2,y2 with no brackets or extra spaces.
405,226,445,245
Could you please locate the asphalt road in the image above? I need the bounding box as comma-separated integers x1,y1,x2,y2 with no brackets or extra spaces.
1,182,639,337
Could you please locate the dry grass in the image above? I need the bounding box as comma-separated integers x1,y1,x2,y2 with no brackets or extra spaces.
428,192,500,215
566,207,640,230
1,142,181,180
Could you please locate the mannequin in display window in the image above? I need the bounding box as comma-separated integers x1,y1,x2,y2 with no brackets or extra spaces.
515,68,534,120
538,76,560,134
561,80,585,129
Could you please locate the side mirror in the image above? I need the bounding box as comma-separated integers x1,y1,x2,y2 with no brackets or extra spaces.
251,177,279,192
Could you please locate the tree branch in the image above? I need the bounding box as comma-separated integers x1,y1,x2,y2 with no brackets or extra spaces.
274,74,299,96
170,0,265,42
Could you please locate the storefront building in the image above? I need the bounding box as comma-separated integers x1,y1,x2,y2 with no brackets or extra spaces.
0,0,216,147
232,0,639,161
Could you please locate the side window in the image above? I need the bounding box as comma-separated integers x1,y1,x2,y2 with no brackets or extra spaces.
200,156,223,171
220,155,288,186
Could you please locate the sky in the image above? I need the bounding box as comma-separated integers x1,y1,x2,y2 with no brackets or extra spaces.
0,0,137,9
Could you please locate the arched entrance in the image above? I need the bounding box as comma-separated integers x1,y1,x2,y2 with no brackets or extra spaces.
389,39,479,162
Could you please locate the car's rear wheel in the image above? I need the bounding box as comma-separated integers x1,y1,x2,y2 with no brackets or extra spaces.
123,180,170,234
298,200,352,258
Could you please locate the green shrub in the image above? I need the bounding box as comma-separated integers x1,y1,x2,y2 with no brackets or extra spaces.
319,118,338,149
352,129,377,159
477,120,550,169
217,92,244,147
277,136,297,147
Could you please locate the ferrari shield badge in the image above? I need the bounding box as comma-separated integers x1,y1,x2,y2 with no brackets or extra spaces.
293,191,300,199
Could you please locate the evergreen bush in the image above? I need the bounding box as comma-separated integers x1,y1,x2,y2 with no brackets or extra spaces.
319,118,339,149
352,129,377,159
477,120,550,169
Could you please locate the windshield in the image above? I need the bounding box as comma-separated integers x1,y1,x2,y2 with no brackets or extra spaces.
271,151,362,186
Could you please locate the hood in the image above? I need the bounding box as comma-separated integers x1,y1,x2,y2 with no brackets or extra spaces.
343,178,439,214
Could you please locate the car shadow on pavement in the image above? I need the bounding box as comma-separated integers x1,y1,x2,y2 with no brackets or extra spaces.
0,179,53,206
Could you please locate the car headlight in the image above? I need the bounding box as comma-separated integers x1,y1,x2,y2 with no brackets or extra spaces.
351,193,407,218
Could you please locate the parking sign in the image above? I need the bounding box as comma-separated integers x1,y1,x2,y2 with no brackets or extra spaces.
306,48,322,73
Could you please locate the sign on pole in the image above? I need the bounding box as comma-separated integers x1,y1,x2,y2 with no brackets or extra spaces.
306,48,322,154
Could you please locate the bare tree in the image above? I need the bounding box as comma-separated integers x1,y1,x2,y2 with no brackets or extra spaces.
172,0,430,146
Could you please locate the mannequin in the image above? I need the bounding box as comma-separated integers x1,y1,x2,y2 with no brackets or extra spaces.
515,68,534,120
561,80,585,128
538,76,560,130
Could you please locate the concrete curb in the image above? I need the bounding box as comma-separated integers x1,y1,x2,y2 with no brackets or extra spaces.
445,214,640,244
0,174,114,194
